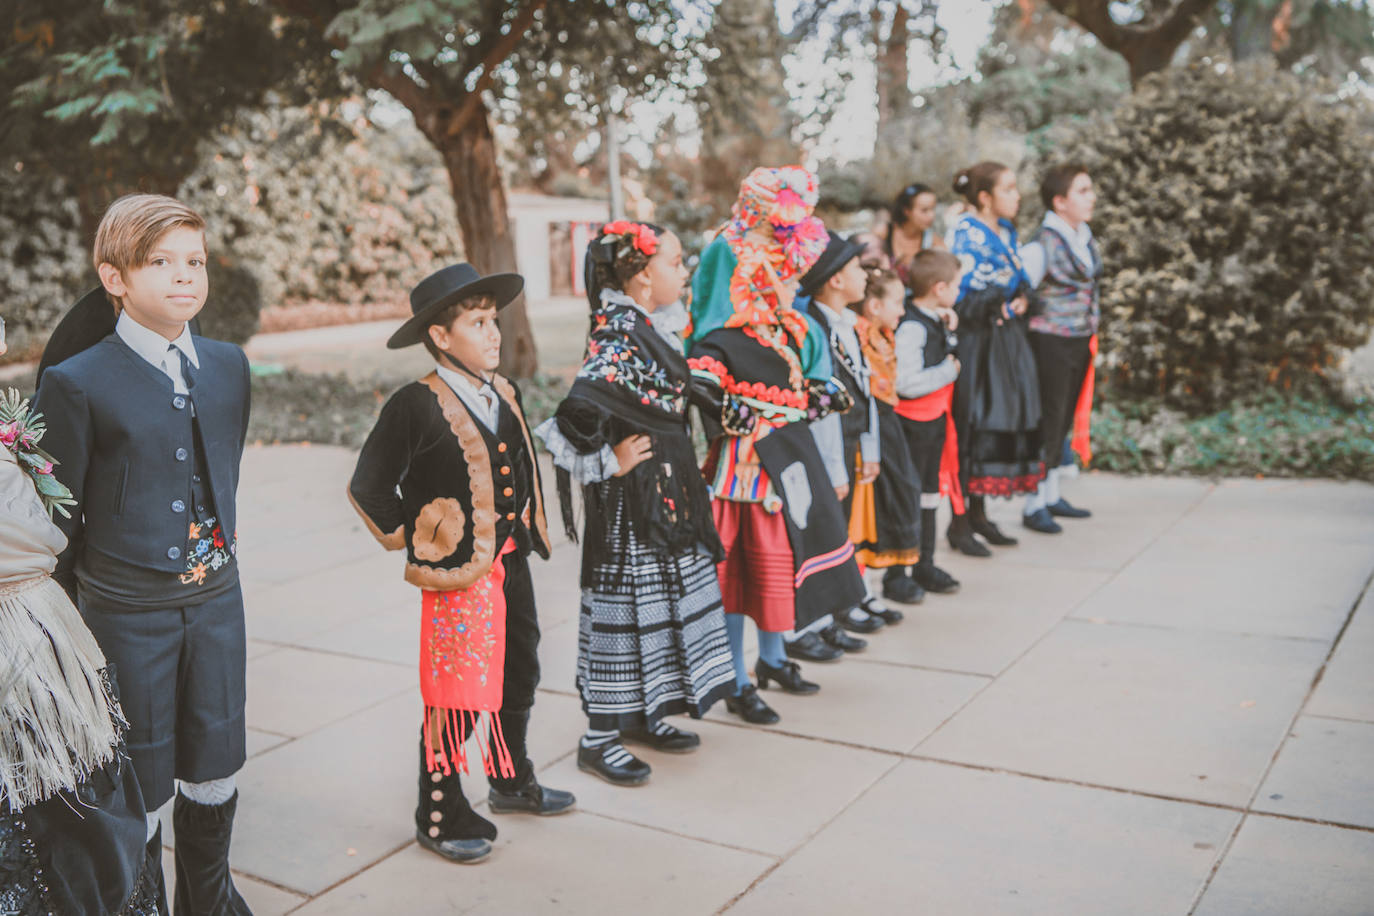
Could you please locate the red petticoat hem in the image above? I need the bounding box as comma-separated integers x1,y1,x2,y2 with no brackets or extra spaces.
967,468,1045,498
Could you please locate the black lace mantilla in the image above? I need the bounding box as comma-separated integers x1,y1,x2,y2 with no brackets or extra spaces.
0,810,54,916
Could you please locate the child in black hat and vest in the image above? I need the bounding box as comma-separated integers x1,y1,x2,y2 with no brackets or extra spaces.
348,265,575,865
785,232,907,666
34,193,252,913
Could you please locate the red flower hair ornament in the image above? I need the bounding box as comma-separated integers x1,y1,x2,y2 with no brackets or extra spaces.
601,221,659,256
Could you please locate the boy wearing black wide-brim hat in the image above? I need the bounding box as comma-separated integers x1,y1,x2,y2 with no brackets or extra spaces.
789,232,913,656
348,264,575,865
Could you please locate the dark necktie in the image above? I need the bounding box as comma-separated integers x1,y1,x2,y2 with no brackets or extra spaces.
169,343,196,391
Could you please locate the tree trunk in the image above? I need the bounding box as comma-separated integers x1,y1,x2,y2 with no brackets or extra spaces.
435,108,539,379
1125,37,1185,83
875,5,911,137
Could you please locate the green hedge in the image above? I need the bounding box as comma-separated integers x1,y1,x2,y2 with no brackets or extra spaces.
1090,392,1374,480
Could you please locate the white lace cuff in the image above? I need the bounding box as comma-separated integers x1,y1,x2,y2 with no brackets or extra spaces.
534,418,621,483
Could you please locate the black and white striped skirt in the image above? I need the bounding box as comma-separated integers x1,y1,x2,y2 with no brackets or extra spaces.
576,526,735,731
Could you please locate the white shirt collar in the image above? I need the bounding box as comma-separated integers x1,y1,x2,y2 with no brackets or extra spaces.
116,311,199,368
1043,211,1093,247
813,299,858,330
435,363,499,431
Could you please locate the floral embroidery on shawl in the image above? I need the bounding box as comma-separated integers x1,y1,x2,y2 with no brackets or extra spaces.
578,303,689,415
951,214,1031,302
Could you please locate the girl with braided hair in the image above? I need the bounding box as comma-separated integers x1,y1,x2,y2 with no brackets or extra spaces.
536,222,734,786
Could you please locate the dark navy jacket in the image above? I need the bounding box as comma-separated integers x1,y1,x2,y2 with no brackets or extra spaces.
33,333,251,594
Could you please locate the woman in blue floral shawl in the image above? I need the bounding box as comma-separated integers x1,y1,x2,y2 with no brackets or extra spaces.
947,162,1046,553
536,223,734,788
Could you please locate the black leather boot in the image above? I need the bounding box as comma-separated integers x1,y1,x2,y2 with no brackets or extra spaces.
968,495,1018,546
487,710,575,816
916,508,961,593
946,510,991,558
171,792,252,914
416,736,496,863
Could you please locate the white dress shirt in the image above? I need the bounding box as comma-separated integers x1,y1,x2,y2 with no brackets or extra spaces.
812,300,880,466
115,312,198,395
436,364,500,433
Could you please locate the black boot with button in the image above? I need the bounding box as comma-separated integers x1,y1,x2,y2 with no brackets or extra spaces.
414,737,496,864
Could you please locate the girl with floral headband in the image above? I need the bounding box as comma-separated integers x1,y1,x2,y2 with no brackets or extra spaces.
536,220,734,786
686,166,866,726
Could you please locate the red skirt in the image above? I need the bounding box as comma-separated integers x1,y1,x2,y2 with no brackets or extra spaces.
712,499,796,633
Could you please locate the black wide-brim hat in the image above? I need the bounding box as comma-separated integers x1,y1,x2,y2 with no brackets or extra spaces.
387,263,525,350
799,231,867,297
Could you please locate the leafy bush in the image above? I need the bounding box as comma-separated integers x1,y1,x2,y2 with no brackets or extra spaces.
0,165,91,359
179,102,463,310
1049,60,1374,413
1090,392,1374,480
199,257,262,345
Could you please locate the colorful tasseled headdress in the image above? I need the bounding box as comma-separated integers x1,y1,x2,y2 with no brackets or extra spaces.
720,166,828,343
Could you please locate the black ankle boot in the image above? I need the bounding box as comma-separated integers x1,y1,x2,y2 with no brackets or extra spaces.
172,792,252,914
946,511,991,557
916,508,960,592
417,770,496,863
486,710,576,816
968,495,1018,546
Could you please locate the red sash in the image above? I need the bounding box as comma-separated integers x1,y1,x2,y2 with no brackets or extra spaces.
894,383,965,515
1070,334,1098,466
419,538,517,778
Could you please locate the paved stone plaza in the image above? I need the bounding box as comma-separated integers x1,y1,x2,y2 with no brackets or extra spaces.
156,447,1374,914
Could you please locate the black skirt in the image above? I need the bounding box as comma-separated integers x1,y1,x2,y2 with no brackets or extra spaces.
850,403,922,567
954,306,1045,497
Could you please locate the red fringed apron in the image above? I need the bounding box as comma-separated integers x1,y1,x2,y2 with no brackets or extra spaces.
420,538,517,779
1070,334,1098,466
895,382,965,515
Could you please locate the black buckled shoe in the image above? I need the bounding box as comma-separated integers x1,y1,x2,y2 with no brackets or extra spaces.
865,592,909,621
821,623,866,654
724,684,780,724
489,776,578,814
912,563,960,594
947,516,992,557
1022,508,1063,534
836,607,884,634
755,658,820,694
622,723,701,754
1047,498,1091,519
576,741,651,787
417,831,493,864
784,630,843,663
